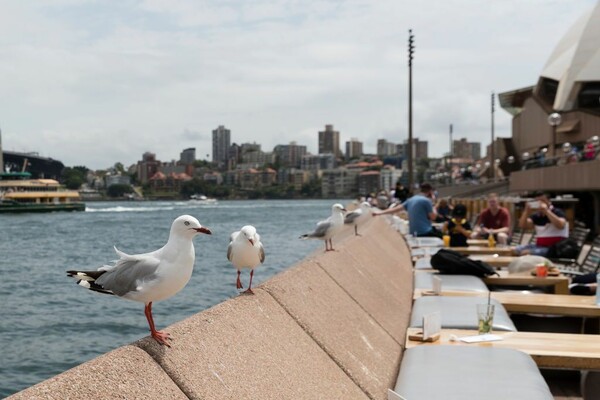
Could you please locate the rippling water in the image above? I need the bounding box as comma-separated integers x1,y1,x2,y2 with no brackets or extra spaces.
0,199,342,397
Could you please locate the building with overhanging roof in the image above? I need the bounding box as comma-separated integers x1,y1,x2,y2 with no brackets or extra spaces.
499,2,600,232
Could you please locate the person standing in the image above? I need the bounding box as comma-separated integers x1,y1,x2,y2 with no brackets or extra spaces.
470,193,510,245
514,191,568,256
375,182,440,237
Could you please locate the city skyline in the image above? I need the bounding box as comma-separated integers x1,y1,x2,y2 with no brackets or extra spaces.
0,0,596,169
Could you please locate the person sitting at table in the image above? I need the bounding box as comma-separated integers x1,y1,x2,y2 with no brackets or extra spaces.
434,198,452,222
443,203,471,247
514,191,568,257
470,193,510,245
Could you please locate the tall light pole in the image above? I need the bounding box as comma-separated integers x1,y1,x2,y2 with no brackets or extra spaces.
449,123,453,184
491,92,495,180
408,29,414,192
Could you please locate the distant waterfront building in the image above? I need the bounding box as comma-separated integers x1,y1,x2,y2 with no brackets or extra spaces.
136,152,160,184
398,138,428,160
321,167,359,198
377,139,397,156
318,125,341,157
180,148,196,165
274,142,307,168
301,153,336,172
380,166,403,191
105,174,131,187
358,170,380,196
453,138,481,161
345,138,363,160
212,125,231,169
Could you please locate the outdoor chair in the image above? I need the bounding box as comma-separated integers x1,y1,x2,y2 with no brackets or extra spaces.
557,235,600,276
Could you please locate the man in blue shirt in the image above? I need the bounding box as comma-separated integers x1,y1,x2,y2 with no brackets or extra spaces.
375,183,440,237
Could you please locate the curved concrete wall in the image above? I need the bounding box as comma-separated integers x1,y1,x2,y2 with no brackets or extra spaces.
8,217,413,400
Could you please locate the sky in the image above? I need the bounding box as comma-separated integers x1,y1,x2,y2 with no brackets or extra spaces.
0,0,597,170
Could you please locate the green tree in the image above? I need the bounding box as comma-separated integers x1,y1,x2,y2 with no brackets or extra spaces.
107,184,133,198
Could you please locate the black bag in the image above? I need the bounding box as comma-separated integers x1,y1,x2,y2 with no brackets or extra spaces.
546,238,579,259
430,248,498,278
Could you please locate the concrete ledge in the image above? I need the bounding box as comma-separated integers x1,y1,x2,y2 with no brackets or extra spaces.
263,258,401,400
8,212,411,400
7,346,188,400
315,218,413,343
135,289,369,400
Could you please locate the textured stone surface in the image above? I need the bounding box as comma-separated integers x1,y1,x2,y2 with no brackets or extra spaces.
263,260,402,400
6,346,187,400
136,289,368,400
315,218,413,344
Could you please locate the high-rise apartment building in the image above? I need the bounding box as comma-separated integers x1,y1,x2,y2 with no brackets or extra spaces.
318,124,341,157
180,148,196,165
377,139,397,156
274,142,307,168
453,138,481,161
345,138,363,159
397,138,428,160
212,125,231,169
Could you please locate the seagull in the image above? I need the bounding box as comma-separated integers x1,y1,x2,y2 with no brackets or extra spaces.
344,201,372,236
66,215,211,347
227,225,265,294
300,203,347,251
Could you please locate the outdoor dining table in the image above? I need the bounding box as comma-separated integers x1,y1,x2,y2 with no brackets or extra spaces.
413,290,600,317
483,270,570,294
449,246,515,256
405,328,600,370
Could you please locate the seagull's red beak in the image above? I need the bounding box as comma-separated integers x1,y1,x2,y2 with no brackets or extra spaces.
342,208,348,212
248,239,254,245
195,227,212,235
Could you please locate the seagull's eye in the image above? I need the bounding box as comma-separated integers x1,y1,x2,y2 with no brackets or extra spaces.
184,221,190,226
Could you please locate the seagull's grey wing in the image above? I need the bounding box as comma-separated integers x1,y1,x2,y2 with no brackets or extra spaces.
310,221,332,238
96,256,161,297
344,210,361,224
227,242,234,262
258,242,266,263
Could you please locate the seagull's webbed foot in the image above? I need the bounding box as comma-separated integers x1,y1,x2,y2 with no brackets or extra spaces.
242,288,254,295
151,330,172,347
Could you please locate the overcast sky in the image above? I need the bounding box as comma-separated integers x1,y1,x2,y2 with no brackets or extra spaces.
0,0,596,170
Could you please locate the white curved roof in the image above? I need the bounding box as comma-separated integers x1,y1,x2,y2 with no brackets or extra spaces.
540,2,600,111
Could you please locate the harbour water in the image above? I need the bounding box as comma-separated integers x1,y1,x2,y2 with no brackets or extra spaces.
0,199,340,397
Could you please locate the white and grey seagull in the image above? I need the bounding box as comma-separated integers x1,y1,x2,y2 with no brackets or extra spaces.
344,201,372,236
227,225,265,294
67,215,211,347
300,203,347,251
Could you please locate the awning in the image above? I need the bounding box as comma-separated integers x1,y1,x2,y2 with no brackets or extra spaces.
556,119,580,133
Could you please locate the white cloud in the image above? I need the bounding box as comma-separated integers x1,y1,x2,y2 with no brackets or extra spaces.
0,0,596,169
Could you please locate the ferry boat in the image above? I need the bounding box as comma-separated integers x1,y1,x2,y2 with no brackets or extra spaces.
0,172,86,213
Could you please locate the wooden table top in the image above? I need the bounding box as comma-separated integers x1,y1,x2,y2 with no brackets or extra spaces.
467,239,490,246
412,290,600,317
483,270,570,294
405,328,600,370
450,246,515,256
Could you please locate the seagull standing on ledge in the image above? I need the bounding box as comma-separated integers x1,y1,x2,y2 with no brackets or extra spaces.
344,201,372,236
67,215,211,347
300,203,347,251
227,225,265,294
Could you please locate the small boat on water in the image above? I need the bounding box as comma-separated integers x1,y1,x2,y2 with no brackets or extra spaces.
189,194,218,204
0,172,86,213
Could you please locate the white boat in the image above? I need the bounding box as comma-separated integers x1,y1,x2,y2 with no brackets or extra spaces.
189,194,218,204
